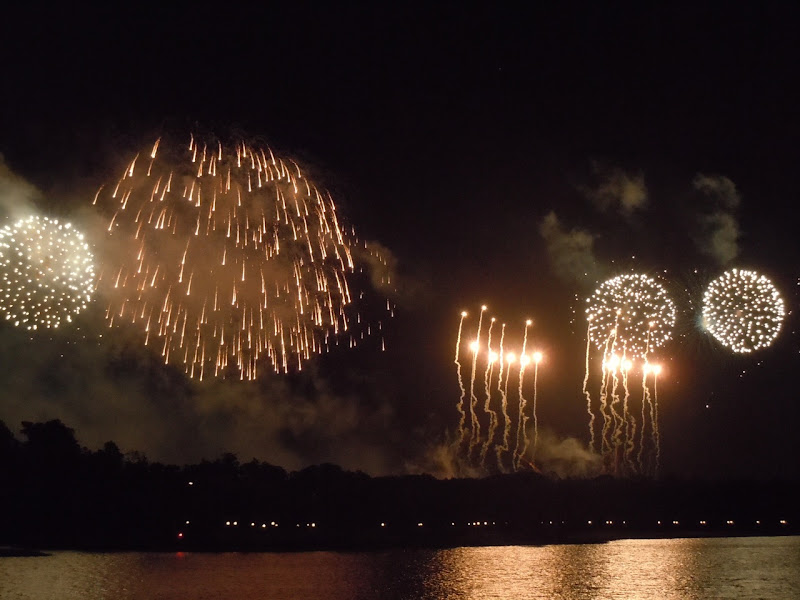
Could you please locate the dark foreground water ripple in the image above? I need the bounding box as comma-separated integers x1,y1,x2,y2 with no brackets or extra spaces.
2,536,799,599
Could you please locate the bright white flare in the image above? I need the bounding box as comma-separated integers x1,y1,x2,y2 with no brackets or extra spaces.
702,268,785,353
0,216,95,330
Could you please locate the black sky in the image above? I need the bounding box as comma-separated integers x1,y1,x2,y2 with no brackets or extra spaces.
0,2,798,479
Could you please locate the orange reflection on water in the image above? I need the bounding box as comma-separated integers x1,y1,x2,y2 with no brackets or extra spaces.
0,537,798,599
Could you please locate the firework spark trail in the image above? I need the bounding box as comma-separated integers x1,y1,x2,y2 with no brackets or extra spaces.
599,364,612,464
620,359,632,474
514,320,532,470
583,321,595,452
608,361,623,475
497,349,516,471
653,369,661,476
638,366,652,473
626,403,638,476
606,320,624,473
630,329,653,474
467,306,487,451
598,333,616,466
480,318,497,465
495,325,511,470
454,311,468,443
93,136,386,380
0,216,94,331
484,322,505,466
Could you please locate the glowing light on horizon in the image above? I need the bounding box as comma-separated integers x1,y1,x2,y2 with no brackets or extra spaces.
0,216,94,330
702,268,784,353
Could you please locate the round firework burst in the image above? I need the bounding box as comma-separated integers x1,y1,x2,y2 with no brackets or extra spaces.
0,216,95,330
586,273,676,358
702,268,785,353
92,136,381,380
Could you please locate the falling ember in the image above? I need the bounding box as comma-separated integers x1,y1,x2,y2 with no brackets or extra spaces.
93,136,384,378
0,216,95,331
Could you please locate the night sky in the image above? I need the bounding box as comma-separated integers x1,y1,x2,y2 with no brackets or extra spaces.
1,2,798,480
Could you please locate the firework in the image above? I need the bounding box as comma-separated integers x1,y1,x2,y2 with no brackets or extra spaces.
0,216,94,331
454,311,468,442
454,307,543,473
702,268,785,353
586,273,676,358
93,136,380,379
467,306,487,452
584,273,674,477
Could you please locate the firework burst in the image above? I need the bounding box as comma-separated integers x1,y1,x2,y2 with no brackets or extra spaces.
0,215,94,331
702,268,785,353
584,273,674,477
93,135,382,380
586,273,676,358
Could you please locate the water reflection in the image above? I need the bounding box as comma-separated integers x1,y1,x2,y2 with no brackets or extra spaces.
404,538,800,600
1,536,798,600
402,544,624,599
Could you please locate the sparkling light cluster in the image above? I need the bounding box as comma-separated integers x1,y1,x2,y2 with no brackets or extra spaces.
702,268,785,353
93,136,380,379
0,216,95,330
586,273,676,358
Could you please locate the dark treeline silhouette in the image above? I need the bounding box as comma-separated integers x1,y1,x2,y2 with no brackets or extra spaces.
1,419,798,551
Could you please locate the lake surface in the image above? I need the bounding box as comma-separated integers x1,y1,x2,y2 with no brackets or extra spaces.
2,536,799,599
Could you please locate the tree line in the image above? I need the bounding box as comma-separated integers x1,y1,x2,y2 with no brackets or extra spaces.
1,419,798,550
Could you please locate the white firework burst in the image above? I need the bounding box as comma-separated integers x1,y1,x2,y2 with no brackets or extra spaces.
586,273,676,359
702,268,784,353
0,216,95,330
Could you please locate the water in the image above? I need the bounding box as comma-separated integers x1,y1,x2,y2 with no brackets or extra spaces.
2,536,799,599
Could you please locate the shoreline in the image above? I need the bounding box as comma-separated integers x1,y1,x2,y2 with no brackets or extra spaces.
7,530,798,556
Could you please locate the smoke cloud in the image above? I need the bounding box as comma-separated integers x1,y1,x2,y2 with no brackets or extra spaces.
539,211,599,284
692,174,741,264
533,429,603,479
0,155,40,220
0,318,397,473
584,165,648,216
